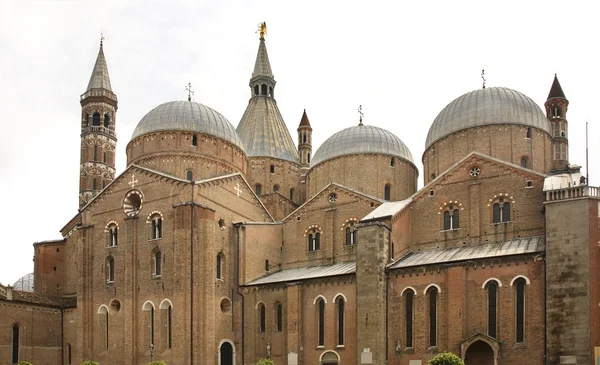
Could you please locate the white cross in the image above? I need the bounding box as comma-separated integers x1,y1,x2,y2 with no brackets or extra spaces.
128,174,138,189
234,183,243,197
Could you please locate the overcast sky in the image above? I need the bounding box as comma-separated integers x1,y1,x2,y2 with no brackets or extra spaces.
0,0,598,285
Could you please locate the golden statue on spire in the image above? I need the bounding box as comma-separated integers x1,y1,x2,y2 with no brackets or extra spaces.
257,22,267,39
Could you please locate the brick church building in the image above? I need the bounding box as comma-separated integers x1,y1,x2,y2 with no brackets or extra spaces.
1,26,599,365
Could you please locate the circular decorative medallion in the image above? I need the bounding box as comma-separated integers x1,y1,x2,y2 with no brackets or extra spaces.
328,193,338,203
123,190,143,217
469,167,481,177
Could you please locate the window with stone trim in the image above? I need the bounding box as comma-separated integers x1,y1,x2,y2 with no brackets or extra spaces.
486,281,498,338
275,303,283,332
106,256,115,283
443,206,460,230
427,286,438,347
107,223,118,247
336,296,345,346
258,303,266,333
98,306,109,350
345,221,357,246
159,300,173,349
216,253,225,279
12,324,19,363
515,278,526,343
317,298,325,347
152,250,162,277
384,183,392,201
92,112,101,126
307,231,321,251
149,213,163,240
493,200,511,223
404,289,415,348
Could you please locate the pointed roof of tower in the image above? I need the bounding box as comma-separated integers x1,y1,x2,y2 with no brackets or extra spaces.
86,39,112,91
252,38,273,79
547,74,566,100
299,109,311,127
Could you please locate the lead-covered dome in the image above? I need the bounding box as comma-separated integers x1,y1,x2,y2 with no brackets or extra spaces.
311,125,414,167
131,101,243,149
426,87,551,149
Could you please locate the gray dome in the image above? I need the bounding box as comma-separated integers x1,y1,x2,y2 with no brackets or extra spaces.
131,101,244,149
311,125,414,167
12,273,34,292
426,87,551,149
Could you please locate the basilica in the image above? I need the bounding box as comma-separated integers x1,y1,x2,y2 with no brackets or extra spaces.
1,26,599,365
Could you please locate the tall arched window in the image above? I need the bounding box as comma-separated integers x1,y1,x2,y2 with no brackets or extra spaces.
98,306,109,350
269,86,273,97
520,156,529,168
104,114,110,128
493,199,511,223
276,303,283,332
150,306,155,346
486,281,498,338
289,188,295,201
336,296,345,346
186,170,194,181
106,257,115,283
515,278,526,343
258,303,266,332
405,289,415,348
384,184,391,201
307,230,321,252
427,287,438,347
261,84,267,96
255,183,262,195
92,112,101,126
107,224,118,247
12,324,19,363
443,205,460,230
167,305,172,348
153,251,162,277
254,85,259,96
317,298,325,347
216,254,224,279
67,343,72,364
150,214,162,239
345,221,357,246
93,144,98,161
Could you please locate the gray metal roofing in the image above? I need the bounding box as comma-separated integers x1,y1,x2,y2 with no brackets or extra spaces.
12,273,34,292
425,87,551,149
244,261,356,286
87,46,112,91
252,38,273,78
362,199,412,221
131,101,244,149
311,124,414,167
389,236,544,269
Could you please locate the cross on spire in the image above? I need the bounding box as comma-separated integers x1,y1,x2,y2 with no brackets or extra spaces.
481,69,486,89
185,82,194,102
100,32,105,48
358,105,364,126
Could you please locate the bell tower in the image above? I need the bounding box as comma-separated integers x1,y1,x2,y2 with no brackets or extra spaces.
79,37,118,208
297,109,312,168
545,74,569,172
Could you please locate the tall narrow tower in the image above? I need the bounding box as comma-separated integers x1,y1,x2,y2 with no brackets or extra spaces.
79,38,118,208
545,74,569,172
297,109,312,168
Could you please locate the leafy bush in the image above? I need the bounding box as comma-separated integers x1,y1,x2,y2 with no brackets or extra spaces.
255,360,275,365
81,361,100,365
428,352,464,365
18,362,33,365
149,362,168,365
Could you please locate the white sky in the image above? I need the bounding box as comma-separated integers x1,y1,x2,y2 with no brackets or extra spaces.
0,0,598,285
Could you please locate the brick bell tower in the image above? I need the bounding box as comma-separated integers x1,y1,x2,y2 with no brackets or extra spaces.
545,74,569,172
79,37,118,208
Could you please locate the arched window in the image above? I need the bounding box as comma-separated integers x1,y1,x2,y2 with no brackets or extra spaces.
520,156,529,168
307,231,321,252
186,170,193,181
307,153,311,164
276,303,283,332
150,214,162,239
159,301,173,349
255,184,262,195
192,135,198,146
107,224,118,247
384,184,391,201
104,114,110,128
390,157,395,167
493,199,511,223
526,127,532,138
273,184,279,193
254,85,259,96
258,303,266,332
486,281,498,338
268,86,273,97
265,259,270,271
216,254,224,279
405,289,414,348
153,251,162,277
92,112,101,126
302,133,307,143
167,305,172,348
553,107,560,118
336,296,345,346
515,278,526,343
261,84,267,96
67,343,72,364
289,188,295,201
106,257,115,283
98,306,109,350
345,221,357,246
443,205,460,230
12,324,19,363
427,286,438,347
93,144,98,161
270,164,275,173
150,306,155,346
317,298,325,346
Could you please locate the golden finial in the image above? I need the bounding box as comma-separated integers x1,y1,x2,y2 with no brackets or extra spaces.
257,22,267,39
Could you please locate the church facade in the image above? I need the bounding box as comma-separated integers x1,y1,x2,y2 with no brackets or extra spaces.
1,29,599,365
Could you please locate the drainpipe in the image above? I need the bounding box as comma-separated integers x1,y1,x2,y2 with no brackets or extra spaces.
190,181,195,365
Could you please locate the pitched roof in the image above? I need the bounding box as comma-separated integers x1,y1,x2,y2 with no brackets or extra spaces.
252,38,273,79
86,41,112,91
547,74,566,99
361,199,412,221
299,109,311,127
389,236,544,269
244,261,355,286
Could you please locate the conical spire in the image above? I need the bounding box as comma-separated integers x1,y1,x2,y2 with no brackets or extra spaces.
252,37,274,79
547,74,566,100
86,37,112,91
299,109,311,127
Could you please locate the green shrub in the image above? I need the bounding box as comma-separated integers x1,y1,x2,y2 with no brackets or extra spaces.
18,361,33,365
81,361,100,365
149,361,168,365
428,352,464,365
255,360,275,365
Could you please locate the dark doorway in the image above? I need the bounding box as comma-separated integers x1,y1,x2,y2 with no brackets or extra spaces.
464,340,494,365
220,341,233,365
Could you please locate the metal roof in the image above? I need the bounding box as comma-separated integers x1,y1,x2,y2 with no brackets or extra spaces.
362,199,412,221
389,236,544,269
244,261,355,286
425,87,551,149
131,101,243,149
86,43,112,91
311,124,414,167
12,273,34,292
